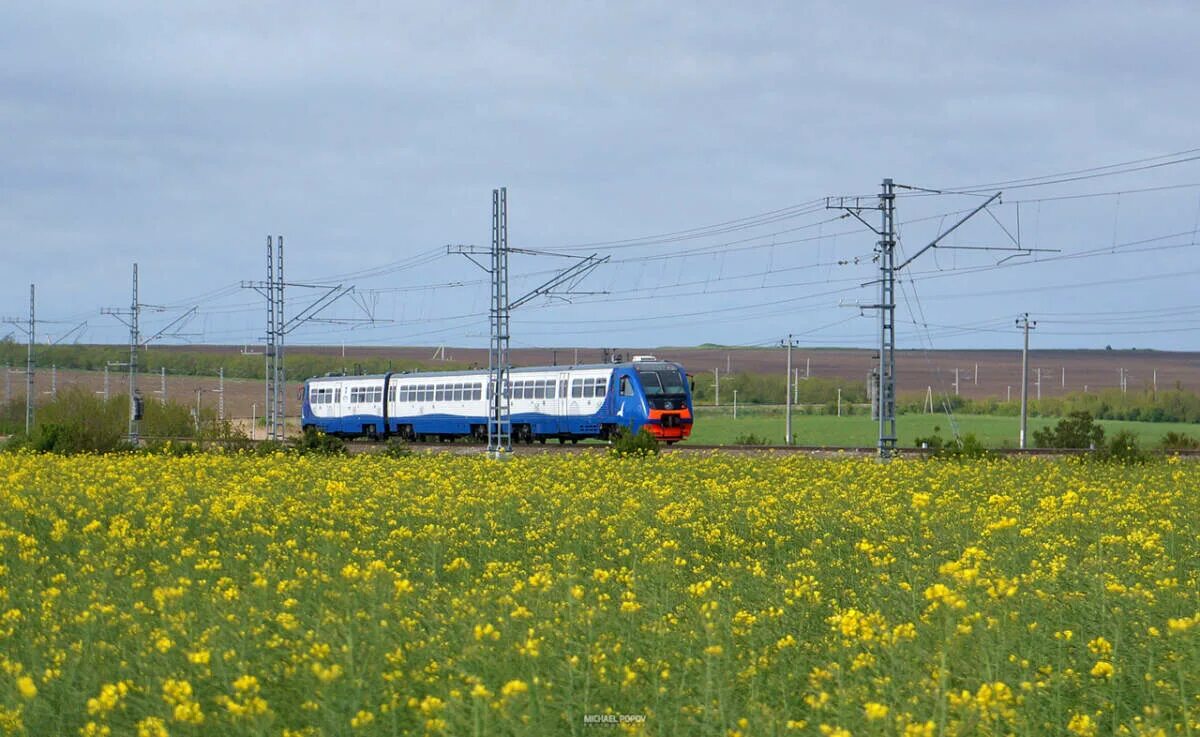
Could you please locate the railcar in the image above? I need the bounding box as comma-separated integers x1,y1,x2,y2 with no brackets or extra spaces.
300,356,693,444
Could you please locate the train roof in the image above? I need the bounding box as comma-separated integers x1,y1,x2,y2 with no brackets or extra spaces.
304,360,685,383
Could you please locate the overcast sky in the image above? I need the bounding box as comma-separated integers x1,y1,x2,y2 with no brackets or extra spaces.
2,1,1199,352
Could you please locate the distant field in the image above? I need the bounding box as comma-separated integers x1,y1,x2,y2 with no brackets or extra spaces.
688,406,1200,448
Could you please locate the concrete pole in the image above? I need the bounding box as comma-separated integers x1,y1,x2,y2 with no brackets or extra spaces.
713,368,719,407
733,390,737,420
785,335,792,445
1017,314,1035,449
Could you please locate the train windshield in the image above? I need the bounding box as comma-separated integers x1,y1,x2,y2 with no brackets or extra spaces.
636,368,686,396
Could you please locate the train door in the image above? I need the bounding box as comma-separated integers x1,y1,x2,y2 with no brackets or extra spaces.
557,372,571,432
615,370,640,431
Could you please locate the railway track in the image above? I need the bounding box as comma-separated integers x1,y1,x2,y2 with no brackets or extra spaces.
342,440,1200,458
56,435,1198,458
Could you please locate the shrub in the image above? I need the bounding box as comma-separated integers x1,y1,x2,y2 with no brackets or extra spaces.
252,440,287,456
733,433,769,446
21,389,126,454
913,425,946,450
935,433,991,460
381,439,413,458
143,439,201,457
1033,411,1105,449
913,428,991,460
1159,431,1200,450
1097,430,1148,464
608,426,660,457
290,426,348,456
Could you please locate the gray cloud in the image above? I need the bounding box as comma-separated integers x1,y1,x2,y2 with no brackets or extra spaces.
2,1,1198,350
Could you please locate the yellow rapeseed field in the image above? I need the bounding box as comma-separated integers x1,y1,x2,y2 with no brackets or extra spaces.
0,451,1197,736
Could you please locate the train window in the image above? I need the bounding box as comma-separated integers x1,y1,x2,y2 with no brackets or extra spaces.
472,384,482,400
534,381,545,399
435,386,444,402
597,379,607,396
425,385,434,402
620,376,632,396
546,381,556,399
571,380,582,398
388,386,396,402
453,384,463,401
334,389,340,403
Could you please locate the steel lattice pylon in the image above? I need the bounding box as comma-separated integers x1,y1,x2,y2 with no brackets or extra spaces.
448,188,609,458
488,188,512,455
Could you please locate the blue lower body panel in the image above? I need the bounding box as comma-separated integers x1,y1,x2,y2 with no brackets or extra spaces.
302,409,638,440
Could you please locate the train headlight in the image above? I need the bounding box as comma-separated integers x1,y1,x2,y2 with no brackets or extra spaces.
664,400,674,410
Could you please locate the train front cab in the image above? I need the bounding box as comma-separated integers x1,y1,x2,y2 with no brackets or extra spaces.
615,360,693,443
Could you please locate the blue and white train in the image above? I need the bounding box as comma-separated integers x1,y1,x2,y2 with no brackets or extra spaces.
300,356,694,443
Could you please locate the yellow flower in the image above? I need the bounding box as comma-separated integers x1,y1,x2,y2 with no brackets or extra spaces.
233,675,259,693
1067,713,1097,737
500,679,528,699
136,716,169,737
903,722,936,737
350,710,375,728
863,702,888,720
1086,636,1112,656
1089,661,1114,679
16,675,37,700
